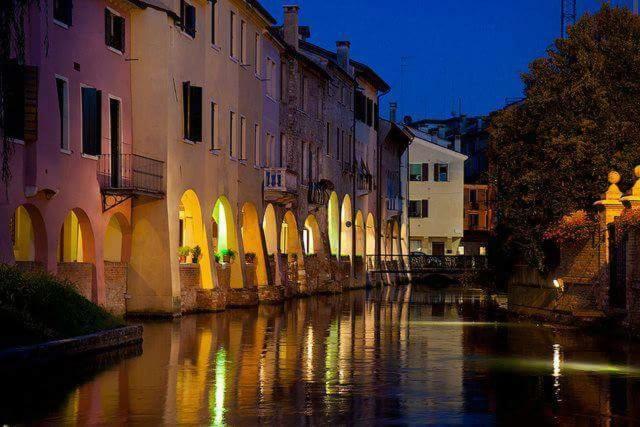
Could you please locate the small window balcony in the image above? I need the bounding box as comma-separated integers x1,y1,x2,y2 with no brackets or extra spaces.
264,168,298,205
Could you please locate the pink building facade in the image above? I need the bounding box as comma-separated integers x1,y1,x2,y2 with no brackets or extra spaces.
0,0,140,313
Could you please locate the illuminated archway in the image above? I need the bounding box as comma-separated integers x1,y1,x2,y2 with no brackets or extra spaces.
241,203,268,286
104,213,131,263
304,214,322,255
400,223,409,257
281,211,304,259
11,204,47,265
179,190,213,289
212,196,243,288
327,191,339,256
355,210,365,257
262,204,278,256
366,213,376,257
58,208,95,263
340,194,353,258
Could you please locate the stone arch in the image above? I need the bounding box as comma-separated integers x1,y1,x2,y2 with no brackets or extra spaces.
262,203,278,256
212,196,243,288
241,202,268,287
57,208,97,300
366,213,376,257
104,212,131,263
11,204,47,266
340,194,353,258
179,190,214,289
355,210,365,257
304,214,322,255
281,211,303,257
327,191,340,257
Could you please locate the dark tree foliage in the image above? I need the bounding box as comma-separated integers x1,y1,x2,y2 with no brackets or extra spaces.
0,0,43,197
488,5,640,270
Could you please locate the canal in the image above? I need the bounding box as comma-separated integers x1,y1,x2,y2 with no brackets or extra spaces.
2,287,640,425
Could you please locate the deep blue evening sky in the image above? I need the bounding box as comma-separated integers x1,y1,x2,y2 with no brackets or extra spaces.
261,0,634,119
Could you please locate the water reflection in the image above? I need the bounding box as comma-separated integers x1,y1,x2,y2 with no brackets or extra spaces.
1,287,640,424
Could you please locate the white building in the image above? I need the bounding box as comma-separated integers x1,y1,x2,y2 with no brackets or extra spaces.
407,128,467,255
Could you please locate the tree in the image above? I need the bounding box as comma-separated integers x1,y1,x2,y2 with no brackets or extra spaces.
0,0,43,197
488,5,640,270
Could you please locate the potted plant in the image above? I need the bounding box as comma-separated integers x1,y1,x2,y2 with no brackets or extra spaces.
245,252,256,264
191,245,202,264
217,248,236,264
178,246,192,263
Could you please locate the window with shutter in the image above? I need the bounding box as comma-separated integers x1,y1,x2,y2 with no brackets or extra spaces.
56,77,69,150
211,0,217,45
182,82,202,142
183,82,190,139
434,163,449,182
81,87,101,156
409,164,422,181
181,0,196,38
355,91,366,123
408,201,421,218
366,98,373,127
105,9,125,53
421,163,429,181
54,0,73,27
374,103,379,130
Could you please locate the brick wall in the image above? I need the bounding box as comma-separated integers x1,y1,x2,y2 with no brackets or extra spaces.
14,261,45,273
57,262,94,301
180,264,200,313
104,261,127,316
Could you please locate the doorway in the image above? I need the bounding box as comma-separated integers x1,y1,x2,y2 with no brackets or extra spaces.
432,242,445,256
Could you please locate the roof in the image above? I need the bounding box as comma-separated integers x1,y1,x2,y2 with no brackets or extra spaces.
299,40,390,92
407,127,468,160
268,28,333,80
137,0,275,25
298,41,355,84
379,119,412,152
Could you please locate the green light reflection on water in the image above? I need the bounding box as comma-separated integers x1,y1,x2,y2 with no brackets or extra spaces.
481,357,640,377
209,347,227,427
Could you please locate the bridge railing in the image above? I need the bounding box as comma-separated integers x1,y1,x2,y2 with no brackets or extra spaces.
365,254,488,273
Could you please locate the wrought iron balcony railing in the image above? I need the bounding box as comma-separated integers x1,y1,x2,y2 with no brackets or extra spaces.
97,154,164,210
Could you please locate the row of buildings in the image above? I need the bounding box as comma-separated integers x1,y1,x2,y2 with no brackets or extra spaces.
1,0,411,316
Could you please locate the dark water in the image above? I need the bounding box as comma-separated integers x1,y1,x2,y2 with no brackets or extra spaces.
2,287,640,425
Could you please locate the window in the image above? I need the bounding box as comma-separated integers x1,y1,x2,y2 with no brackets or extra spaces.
210,101,219,150
469,189,477,205
300,73,306,111
54,0,73,27
211,0,217,45
182,82,203,142
469,213,479,229
366,98,373,127
325,122,331,155
229,12,236,58
355,91,366,123
410,163,429,181
302,141,308,182
56,77,69,151
254,33,260,75
434,163,449,182
254,124,260,166
265,132,272,166
266,58,276,98
240,116,246,160
229,111,236,157
409,200,429,218
409,201,421,218
336,128,341,160
180,0,196,38
280,133,286,167
105,8,125,52
81,86,102,156
2,65,25,140
374,103,379,131
240,20,247,63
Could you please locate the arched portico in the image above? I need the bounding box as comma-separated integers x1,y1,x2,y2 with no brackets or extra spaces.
340,194,353,258
304,214,322,255
241,202,268,286
212,196,243,288
57,208,97,301
179,190,213,289
11,204,47,267
327,191,339,257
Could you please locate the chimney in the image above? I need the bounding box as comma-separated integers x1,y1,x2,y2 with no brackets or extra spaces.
336,41,350,70
454,134,462,152
283,5,300,50
389,102,398,123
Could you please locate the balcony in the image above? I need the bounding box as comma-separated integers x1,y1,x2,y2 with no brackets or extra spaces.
356,172,373,197
308,182,328,205
386,196,402,213
264,168,298,205
98,154,165,211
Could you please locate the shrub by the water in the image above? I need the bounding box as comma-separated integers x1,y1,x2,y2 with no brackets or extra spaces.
0,265,125,349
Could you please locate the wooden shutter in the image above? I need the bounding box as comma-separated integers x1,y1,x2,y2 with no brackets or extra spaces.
95,90,102,155
187,5,196,37
421,200,429,218
183,81,190,139
374,103,379,130
189,86,202,142
105,9,112,46
23,65,38,143
421,163,429,182
115,15,125,52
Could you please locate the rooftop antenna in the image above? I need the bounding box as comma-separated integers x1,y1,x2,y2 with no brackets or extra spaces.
561,0,577,38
